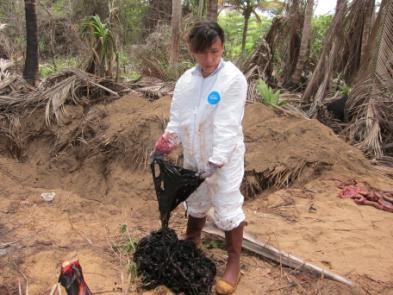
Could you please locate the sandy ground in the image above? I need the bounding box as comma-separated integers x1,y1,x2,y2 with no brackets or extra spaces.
0,93,393,294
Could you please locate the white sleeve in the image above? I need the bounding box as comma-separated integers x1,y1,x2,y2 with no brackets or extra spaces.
165,78,183,139
209,75,248,165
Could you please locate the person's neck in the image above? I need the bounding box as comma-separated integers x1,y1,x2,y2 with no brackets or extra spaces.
201,66,217,78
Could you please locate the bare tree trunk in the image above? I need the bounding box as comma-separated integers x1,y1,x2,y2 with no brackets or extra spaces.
283,0,301,83
337,0,375,83
23,0,39,86
207,0,218,21
335,0,346,13
198,0,205,19
290,0,314,84
360,0,375,65
169,0,182,65
301,0,348,110
241,9,252,56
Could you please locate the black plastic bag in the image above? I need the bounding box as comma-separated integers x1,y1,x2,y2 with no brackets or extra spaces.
150,159,204,228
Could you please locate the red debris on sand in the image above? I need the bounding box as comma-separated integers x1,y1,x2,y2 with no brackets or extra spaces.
58,259,93,295
335,179,393,213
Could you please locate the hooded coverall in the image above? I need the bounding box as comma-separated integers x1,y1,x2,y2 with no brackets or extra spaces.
165,60,247,231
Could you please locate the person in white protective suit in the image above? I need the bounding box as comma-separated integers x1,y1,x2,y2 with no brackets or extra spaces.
152,21,247,295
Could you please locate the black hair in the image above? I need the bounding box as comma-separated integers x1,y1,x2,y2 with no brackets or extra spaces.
188,21,225,53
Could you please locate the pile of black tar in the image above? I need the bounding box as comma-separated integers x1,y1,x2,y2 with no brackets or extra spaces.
133,228,216,295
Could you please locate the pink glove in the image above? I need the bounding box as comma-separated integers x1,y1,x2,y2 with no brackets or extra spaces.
199,162,222,179
154,132,178,155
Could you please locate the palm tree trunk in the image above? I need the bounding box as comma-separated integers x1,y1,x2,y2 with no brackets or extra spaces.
169,0,182,65
301,0,348,108
360,0,375,65
283,0,301,83
198,0,205,19
290,0,314,84
345,0,393,158
241,10,251,56
23,0,39,86
207,0,218,21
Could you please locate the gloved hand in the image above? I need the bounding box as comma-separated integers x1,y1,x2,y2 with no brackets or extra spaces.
199,162,222,179
150,132,178,164
154,132,178,154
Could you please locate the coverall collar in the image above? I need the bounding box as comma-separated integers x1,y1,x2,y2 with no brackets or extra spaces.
192,59,225,78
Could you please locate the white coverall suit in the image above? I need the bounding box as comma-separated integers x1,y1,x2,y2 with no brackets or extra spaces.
165,60,248,231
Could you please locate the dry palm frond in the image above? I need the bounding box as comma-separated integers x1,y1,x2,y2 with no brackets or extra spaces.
345,0,393,159
346,78,392,158
51,108,107,156
131,76,175,100
0,23,11,60
241,38,272,82
0,59,13,78
241,160,332,199
44,75,79,125
0,69,123,125
0,114,24,160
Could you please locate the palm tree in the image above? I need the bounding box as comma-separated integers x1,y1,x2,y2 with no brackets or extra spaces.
207,0,218,21
23,0,39,86
225,0,285,55
301,0,348,111
170,0,182,65
282,0,302,83
81,15,119,79
302,0,377,114
346,0,393,159
289,0,314,85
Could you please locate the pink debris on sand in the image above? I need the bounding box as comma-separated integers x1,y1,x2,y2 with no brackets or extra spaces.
335,179,393,213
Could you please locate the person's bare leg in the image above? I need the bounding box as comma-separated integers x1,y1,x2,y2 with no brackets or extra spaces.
185,215,206,247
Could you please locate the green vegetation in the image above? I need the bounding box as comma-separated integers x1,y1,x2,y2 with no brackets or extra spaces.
116,0,148,44
338,80,351,98
203,237,225,249
219,12,272,58
39,57,78,77
81,15,118,77
256,80,287,106
114,224,138,279
310,14,333,64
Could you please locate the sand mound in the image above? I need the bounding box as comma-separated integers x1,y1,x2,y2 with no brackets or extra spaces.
0,93,380,201
1,92,392,294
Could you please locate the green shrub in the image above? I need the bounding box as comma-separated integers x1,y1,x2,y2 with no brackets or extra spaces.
256,80,287,106
39,57,78,77
39,64,56,77
338,80,350,97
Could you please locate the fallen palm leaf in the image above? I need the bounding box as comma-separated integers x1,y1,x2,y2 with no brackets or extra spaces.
242,160,332,199
203,222,354,287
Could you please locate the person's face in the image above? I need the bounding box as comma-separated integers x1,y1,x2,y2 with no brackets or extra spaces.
192,37,224,77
